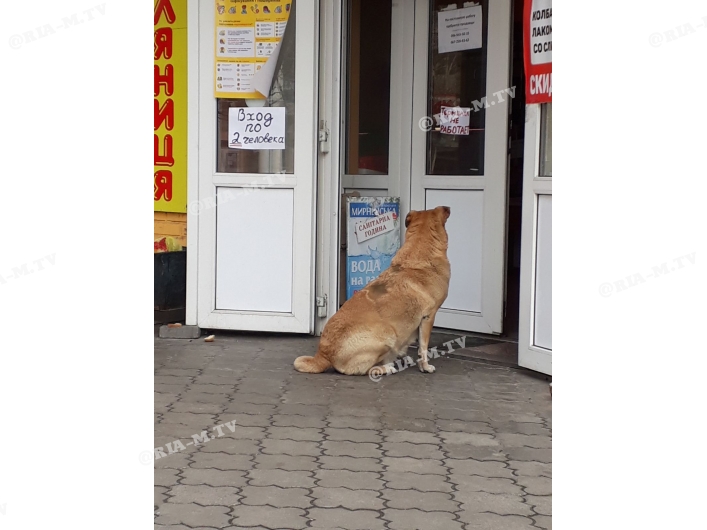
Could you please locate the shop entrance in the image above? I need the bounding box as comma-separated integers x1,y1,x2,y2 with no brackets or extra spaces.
337,0,512,334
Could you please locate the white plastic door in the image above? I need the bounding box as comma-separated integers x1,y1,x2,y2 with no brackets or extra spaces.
518,104,552,374
409,0,512,334
188,0,319,333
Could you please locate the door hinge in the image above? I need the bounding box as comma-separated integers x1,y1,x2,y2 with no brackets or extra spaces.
316,295,328,318
318,120,330,154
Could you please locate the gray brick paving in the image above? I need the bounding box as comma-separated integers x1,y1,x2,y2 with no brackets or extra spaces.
382,471,454,492
314,469,384,490
307,507,386,529
167,484,242,506
385,508,464,530
155,333,551,529
239,485,311,508
311,486,385,510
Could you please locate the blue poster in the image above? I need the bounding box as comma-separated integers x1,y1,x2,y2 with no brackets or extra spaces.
346,197,401,300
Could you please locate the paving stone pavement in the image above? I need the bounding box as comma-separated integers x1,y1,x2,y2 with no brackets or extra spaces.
154,333,551,530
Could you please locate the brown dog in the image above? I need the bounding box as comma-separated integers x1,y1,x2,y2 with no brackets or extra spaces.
294,206,451,375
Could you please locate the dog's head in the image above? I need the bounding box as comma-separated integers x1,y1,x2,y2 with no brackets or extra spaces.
404,207,451,249
404,206,451,230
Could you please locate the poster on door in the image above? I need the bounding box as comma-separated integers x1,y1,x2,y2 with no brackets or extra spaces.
214,0,291,99
524,0,552,103
346,197,401,300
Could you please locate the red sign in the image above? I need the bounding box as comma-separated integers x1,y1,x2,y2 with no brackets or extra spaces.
524,0,552,104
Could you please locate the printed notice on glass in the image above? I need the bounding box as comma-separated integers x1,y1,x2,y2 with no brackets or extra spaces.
438,5,482,53
228,107,286,150
529,0,552,65
355,212,396,244
215,0,291,99
440,106,471,135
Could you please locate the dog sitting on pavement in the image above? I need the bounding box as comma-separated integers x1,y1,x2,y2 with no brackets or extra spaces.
294,206,451,376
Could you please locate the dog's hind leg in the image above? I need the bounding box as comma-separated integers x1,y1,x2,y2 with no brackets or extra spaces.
294,353,332,373
335,343,393,376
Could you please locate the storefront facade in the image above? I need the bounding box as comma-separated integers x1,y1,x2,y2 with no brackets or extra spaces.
175,0,551,374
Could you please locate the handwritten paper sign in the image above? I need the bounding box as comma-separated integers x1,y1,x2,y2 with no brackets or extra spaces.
228,106,285,149
355,211,396,244
440,106,471,135
438,5,482,53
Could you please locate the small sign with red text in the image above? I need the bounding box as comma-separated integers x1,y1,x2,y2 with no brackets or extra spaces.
355,212,396,244
440,106,470,135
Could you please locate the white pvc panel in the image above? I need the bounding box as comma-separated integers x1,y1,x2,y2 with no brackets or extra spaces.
425,189,483,312
215,187,294,312
344,189,389,198
534,195,552,349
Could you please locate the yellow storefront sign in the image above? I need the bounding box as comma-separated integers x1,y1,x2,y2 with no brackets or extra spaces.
154,0,187,213
214,0,291,99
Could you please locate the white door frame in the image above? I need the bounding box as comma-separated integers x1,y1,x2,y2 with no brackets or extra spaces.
185,0,200,326
315,0,513,334
315,0,344,334
186,0,320,333
410,0,512,334
338,0,415,208
518,103,552,375
316,0,416,332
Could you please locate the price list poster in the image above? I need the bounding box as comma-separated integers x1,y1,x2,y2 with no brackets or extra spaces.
214,1,291,99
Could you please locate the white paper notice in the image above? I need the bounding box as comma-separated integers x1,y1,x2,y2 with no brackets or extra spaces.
440,106,471,135
438,6,482,53
355,212,396,244
228,107,286,150
530,0,552,65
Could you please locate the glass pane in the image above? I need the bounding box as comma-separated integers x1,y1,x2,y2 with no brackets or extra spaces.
426,0,488,176
540,103,552,177
345,0,392,175
216,2,296,174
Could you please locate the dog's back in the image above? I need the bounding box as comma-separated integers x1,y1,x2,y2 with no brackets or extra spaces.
295,207,451,375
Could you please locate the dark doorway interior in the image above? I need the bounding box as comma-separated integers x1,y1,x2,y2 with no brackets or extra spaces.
502,0,527,343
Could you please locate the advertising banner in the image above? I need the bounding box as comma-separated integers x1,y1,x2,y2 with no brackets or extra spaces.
524,0,552,104
154,0,188,212
346,197,401,300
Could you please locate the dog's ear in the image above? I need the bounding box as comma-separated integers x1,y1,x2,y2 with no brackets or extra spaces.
405,211,415,228
436,206,451,222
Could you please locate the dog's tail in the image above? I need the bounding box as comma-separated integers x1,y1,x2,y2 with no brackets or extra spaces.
294,354,332,373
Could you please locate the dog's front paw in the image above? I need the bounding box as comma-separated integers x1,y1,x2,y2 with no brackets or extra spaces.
419,363,436,373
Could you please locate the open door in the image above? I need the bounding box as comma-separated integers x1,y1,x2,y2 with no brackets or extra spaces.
410,0,512,334
518,103,552,374
188,0,319,333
